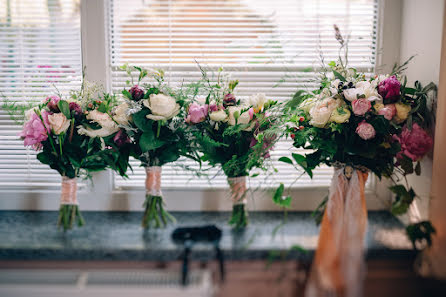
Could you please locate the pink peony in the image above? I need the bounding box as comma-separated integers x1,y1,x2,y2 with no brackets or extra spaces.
19,110,51,150
394,123,433,161
186,103,208,124
378,75,401,103
46,95,60,112
378,104,396,120
352,98,371,116
129,85,145,101
356,121,376,140
223,93,237,107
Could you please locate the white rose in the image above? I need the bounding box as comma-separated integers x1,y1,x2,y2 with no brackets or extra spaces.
143,93,180,121
113,102,131,125
209,110,228,122
249,93,267,112
77,126,117,138
87,110,117,129
228,106,254,131
48,113,71,135
309,97,340,128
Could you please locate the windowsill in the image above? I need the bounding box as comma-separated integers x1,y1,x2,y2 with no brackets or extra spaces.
0,211,414,262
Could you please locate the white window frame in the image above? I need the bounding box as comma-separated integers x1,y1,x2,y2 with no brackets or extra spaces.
0,0,400,212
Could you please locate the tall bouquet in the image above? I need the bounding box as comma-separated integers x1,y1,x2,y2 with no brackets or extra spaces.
186,69,279,229
8,82,130,231
119,65,194,228
284,31,436,296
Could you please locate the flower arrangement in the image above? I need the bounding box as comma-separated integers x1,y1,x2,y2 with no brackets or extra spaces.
8,82,130,231
186,68,279,229
284,29,436,296
119,65,194,228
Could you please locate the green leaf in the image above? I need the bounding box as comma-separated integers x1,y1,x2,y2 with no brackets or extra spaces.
132,109,151,132
415,161,421,176
278,156,293,165
272,183,291,208
333,70,346,82
406,221,436,249
122,89,133,100
292,153,313,178
139,130,166,152
58,100,71,119
399,155,414,174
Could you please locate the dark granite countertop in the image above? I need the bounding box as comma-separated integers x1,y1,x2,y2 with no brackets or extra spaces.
0,211,415,262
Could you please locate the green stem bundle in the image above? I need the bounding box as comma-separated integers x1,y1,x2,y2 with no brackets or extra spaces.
229,204,248,229
57,204,85,231
142,195,176,228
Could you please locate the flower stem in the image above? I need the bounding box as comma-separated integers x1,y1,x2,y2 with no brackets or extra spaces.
156,121,161,138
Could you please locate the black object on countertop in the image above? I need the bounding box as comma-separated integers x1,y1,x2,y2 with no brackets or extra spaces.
172,225,224,285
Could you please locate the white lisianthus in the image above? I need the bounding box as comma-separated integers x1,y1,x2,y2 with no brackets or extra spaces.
77,126,118,138
48,113,71,135
227,106,254,131
143,93,180,121
343,81,381,102
113,102,131,125
309,97,341,128
87,110,117,129
249,93,267,112
209,110,228,122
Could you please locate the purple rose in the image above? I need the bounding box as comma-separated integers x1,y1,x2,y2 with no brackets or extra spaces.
352,98,371,116
113,129,131,147
19,110,50,150
223,93,236,107
394,123,433,161
378,75,401,103
46,95,60,112
186,103,208,124
69,102,83,120
129,85,145,101
356,121,376,140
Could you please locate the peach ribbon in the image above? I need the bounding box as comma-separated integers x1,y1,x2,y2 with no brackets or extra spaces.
145,166,162,196
305,167,368,297
227,176,247,205
60,176,78,205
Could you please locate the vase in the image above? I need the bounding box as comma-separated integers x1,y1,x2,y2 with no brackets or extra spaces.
305,166,368,297
57,176,84,231
227,176,248,229
142,166,175,228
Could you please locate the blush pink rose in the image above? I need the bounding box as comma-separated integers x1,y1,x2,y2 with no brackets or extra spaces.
352,98,371,116
378,104,396,120
394,123,433,161
356,121,376,140
186,103,208,124
19,110,51,150
378,75,401,103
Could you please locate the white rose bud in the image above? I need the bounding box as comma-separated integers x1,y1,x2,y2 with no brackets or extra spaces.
143,93,180,121
209,110,228,122
48,113,71,135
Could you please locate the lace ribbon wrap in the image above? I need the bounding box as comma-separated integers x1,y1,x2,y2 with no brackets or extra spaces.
305,166,369,297
60,176,78,205
227,176,247,205
145,166,162,197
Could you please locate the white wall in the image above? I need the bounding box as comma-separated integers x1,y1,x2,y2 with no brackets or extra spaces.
399,0,444,219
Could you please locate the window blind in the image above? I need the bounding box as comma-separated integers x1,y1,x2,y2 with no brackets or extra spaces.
109,0,378,189
0,0,82,188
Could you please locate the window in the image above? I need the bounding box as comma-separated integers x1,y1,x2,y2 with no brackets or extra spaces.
0,0,386,210
0,0,82,189
109,0,378,190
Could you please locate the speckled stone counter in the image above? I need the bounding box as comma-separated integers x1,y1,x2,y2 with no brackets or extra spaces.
0,211,415,262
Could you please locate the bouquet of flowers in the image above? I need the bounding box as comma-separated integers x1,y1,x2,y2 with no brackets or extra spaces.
9,82,130,231
186,69,279,229
284,30,436,296
119,65,194,228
